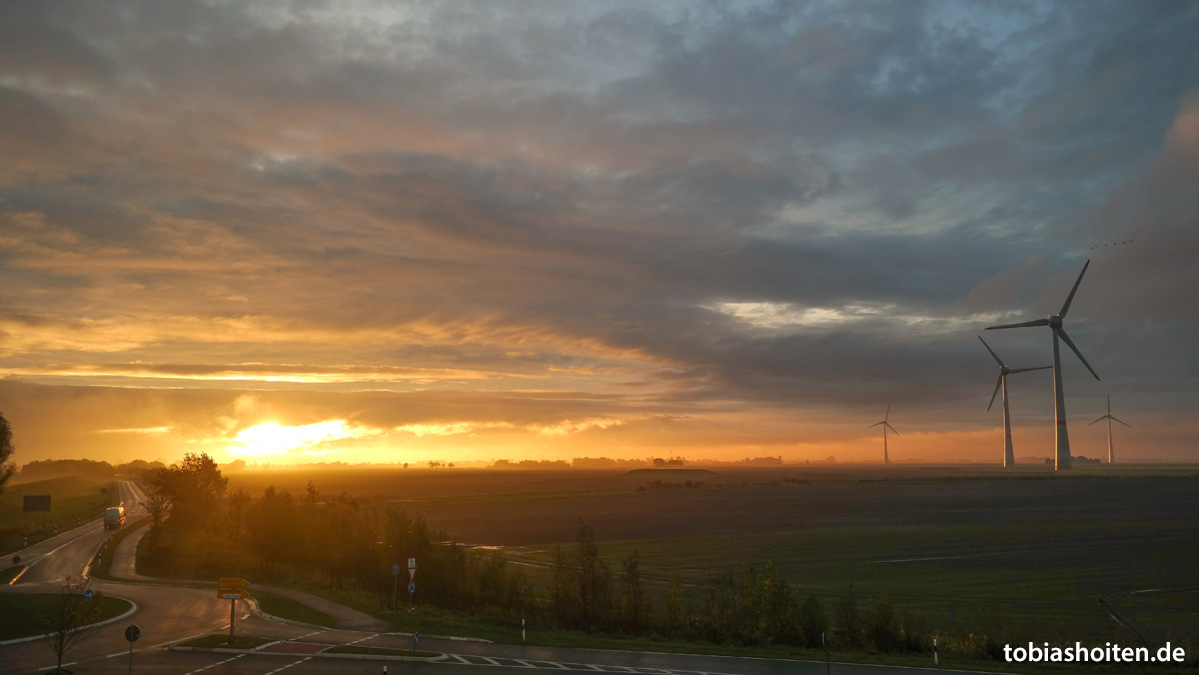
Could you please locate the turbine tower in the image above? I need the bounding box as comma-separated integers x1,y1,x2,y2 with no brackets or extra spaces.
978,336,1051,468
1088,393,1130,464
868,405,899,464
986,260,1100,470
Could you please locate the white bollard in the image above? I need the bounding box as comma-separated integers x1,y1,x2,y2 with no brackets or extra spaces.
934,638,938,665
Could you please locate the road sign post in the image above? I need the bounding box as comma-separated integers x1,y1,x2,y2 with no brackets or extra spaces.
407,559,416,608
522,618,526,643
216,579,249,644
125,624,140,675
391,563,401,611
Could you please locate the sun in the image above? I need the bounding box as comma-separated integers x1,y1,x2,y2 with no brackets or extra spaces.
226,420,357,458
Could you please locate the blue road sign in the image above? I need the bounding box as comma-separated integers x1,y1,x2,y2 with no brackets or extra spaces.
391,563,401,576
84,589,94,601
407,581,415,594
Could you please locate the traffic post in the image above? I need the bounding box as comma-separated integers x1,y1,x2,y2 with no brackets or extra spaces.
390,563,401,611
522,617,526,643
217,578,249,643
124,624,140,675
407,558,416,608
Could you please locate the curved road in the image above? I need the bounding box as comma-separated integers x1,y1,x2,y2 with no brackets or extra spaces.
2,481,999,674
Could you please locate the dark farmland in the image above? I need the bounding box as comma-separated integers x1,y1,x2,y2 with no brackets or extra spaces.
228,465,1199,645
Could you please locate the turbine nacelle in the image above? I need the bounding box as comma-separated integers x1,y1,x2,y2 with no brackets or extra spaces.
1048,315,1063,329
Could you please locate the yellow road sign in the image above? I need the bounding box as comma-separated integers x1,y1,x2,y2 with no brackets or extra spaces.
218,578,249,589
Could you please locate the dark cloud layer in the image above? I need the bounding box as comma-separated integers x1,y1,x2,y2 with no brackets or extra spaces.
1,1,1196,463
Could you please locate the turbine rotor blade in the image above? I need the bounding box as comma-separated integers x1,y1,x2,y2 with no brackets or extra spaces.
885,422,899,435
1088,416,1105,426
868,421,884,428
978,335,1005,367
885,403,890,421
986,318,1050,330
1059,259,1091,318
1111,416,1131,428
1009,366,1052,374
988,374,1002,411
1057,328,1100,381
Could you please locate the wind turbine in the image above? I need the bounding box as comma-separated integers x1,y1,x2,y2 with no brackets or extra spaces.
986,259,1100,470
868,405,899,464
978,336,1051,468
1088,394,1130,464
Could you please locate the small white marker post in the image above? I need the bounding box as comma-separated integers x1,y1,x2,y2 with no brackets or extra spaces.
822,632,830,675
934,638,938,665
522,618,526,643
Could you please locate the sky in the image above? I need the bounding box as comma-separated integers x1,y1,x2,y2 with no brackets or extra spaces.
1,0,1197,466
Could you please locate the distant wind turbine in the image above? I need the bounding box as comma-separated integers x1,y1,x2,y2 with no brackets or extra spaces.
978,336,1051,468
1088,394,1130,465
986,259,1100,470
868,405,898,465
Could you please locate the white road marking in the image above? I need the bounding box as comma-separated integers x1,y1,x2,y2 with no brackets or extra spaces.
182,653,245,674
37,663,76,671
451,653,472,663
264,656,313,673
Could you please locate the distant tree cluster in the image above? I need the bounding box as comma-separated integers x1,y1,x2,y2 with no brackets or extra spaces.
734,456,784,466
571,457,650,469
490,459,571,469
652,457,686,467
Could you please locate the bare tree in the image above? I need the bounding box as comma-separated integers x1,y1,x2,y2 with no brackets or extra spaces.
41,576,105,673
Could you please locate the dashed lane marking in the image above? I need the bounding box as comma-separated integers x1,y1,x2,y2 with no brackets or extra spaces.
264,656,313,674
182,653,246,674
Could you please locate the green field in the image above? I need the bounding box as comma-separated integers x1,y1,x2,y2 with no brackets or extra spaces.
0,474,117,553
226,464,1199,657
0,593,132,640
251,589,337,628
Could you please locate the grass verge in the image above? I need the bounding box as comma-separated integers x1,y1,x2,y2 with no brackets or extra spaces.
251,589,336,628
325,644,442,658
176,634,275,649
0,594,132,641
0,565,23,584
87,516,150,580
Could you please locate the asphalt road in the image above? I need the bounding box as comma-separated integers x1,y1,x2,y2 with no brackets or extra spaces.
1,481,996,675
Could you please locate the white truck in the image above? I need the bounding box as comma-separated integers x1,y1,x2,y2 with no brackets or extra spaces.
103,505,126,530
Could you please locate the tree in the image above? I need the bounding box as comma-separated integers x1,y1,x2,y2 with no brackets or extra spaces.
152,452,227,530
41,576,104,673
0,412,15,496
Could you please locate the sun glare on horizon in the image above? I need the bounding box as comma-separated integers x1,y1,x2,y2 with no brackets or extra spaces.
226,420,367,458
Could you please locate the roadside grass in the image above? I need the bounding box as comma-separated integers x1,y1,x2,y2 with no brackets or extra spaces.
251,589,336,628
176,634,274,649
87,516,150,580
0,594,132,641
0,565,23,583
324,644,442,658
0,476,117,553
